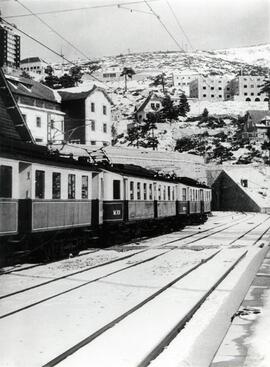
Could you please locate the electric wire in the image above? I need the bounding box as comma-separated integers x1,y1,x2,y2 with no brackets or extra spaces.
14,0,91,60
3,0,159,18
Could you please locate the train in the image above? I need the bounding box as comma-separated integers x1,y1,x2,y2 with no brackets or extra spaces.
0,136,211,265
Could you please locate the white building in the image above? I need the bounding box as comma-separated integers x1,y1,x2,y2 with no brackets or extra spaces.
190,75,230,101
59,84,113,147
6,75,65,145
172,71,200,96
225,75,269,102
20,57,47,75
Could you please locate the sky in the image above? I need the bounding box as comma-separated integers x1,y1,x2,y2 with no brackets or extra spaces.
1,0,269,63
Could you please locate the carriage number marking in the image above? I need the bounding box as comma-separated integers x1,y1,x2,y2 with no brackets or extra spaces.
113,210,121,216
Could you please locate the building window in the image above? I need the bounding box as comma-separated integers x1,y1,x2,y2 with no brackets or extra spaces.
219,95,222,98
130,181,134,200
149,183,153,200
137,182,141,200
158,185,161,200
226,94,230,98
211,94,214,98
182,188,187,201
91,141,96,145
251,84,254,88
143,183,147,200
68,174,76,199
0,165,12,198
113,180,121,199
103,105,107,115
203,94,207,97
218,87,222,90
241,179,248,187
91,120,95,131
211,87,214,90
103,123,107,133
52,172,61,199
91,102,95,112
35,138,43,143
244,92,248,96
203,86,206,90
251,92,254,96
22,114,27,122
36,116,41,127
151,103,155,109
81,175,88,199
244,85,247,88
168,186,171,200
35,170,45,199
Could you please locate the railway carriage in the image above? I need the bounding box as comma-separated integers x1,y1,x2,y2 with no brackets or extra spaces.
0,138,211,265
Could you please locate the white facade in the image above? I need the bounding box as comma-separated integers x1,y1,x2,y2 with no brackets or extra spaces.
84,89,112,146
172,72,200,96
20,58,47,75
19,103,65,145
190,75,230,101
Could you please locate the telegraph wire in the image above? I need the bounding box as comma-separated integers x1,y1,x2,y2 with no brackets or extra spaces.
166,0,194,51
4,0,159,18
14,0,91,60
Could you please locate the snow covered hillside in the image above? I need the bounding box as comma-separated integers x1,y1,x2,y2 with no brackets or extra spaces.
212,43,270,68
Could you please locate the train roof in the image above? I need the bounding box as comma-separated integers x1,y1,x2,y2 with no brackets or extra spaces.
0,137,100,172
102,163,210,188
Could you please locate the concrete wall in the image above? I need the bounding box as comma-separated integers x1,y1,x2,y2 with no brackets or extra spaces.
212,171,261,212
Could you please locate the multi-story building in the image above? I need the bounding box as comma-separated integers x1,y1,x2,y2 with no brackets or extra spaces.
172,71,200,96
59,85,113,147
0,21,20,70
6,75,65,145
20,57,47,75
189,75,230,101
225,76,269,102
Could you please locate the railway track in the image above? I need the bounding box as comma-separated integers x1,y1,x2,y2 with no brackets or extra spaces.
0,212,256,303
0,211,241,276
0,213,269,366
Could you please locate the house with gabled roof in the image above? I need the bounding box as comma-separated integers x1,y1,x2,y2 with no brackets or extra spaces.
242,110,270,142
58,84,113,147
0,68,34,143
6,74,65,145
134,92,163,123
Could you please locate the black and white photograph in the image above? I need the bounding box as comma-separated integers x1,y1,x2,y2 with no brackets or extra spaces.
0,0,270,366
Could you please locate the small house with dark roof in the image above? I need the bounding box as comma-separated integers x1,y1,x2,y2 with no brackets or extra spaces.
6,74,65,145
242,110,270,142
58,84,113,147
134,92,163,123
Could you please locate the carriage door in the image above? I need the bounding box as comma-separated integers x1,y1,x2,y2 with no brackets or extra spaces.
123,177,128,221
18,162,32,232
92,172,103,226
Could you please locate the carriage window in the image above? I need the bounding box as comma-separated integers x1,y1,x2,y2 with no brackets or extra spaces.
68,174,76,199
149,183,153,200
130,181,134,200
182,188,187,201
168,186,171,200
137,182,141,200
52,172,61,199
35,170,45,199
172,187,175,201
143,183,147,200
158,185,161,200
113,180,121,199
82,175,88,199
163,186,166,200
0,165,12,198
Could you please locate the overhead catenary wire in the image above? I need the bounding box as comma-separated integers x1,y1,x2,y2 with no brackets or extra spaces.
165,0,194,51
143,0,185,53
14,0,91,60
3,0,159,18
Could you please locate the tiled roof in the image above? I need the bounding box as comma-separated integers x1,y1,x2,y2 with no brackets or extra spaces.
59,85,113,105
0,69,34,142
20,57,46,64
247,110,270,124
6,75,60,103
